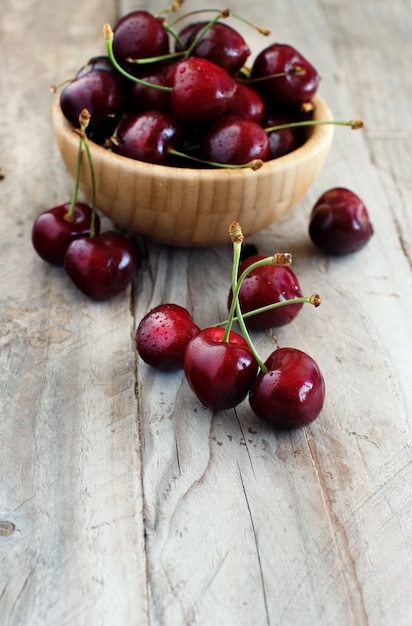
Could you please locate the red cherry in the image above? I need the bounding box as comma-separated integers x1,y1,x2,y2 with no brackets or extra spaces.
60,69,125,138
249,348,325,428
309,187,374,255
184,327,258,410
112,10,169,70
229,82,265,123
175,21,250,75
64,231,136,300
228,255,303,330
202,114,269,165
32,202,100,266
127,65,172,114
251,43,319,106
112,111,180,165
167,57,237,124
136,304,200,371
263,109,306,159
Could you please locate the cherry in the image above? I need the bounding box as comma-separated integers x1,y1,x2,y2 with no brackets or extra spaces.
167,57,237,124
32,202,100,266
309,187,374,255
263,109,306,159
251,43,319,107
175,20,250,75
201,114,269,165
60,69,125,138
184,327,258,410
64,231,136,300
127,65,172,114
112,111,181,165
228,254,303,330
136,303,200,371
112,10,169,71
229,82,265,123
249,347,325,428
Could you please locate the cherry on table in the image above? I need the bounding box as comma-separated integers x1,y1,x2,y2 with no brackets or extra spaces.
184,326,258,410
309,187,374,255
228,254,303,330
249,347,325,428
32,202,100,266
136,303,200,371
64,231,136,300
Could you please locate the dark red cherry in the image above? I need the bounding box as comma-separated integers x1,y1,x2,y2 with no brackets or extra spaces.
263,109,306,159
64,231,136,300
32,202,100,266
112,10,169,70
309,187,374,255
112,111,180,165
228,255,303,329
127,65,172,114
184,327,258,410
251,43,319,106
136,304,200,371
201,114,269,165
167,57,237,124
229,82,265,123
60,69,125,136
175,21,250,75
249,347,325,429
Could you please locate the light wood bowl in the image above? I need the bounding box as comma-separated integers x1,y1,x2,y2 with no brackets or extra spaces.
52,96,334,247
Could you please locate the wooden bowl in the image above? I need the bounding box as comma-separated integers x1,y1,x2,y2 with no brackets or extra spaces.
52,96,334,247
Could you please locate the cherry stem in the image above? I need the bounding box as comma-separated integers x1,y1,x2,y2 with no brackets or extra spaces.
168,147,264,170
216,294,322,327
264,118,364,133
221,222,244,343
126,10,227,65
67,109,91,221
103,24,173,92
225,251,295,372
69,109,97,237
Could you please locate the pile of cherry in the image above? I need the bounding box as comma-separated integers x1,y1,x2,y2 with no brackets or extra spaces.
31,5,374,426
56,7,322,168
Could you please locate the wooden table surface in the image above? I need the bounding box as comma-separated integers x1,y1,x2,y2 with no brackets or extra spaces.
1,0,412,624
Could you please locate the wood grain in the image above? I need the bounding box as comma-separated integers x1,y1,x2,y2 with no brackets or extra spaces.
1,0,412,625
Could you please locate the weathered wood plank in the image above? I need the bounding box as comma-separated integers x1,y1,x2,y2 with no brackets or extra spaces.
1,1,148,625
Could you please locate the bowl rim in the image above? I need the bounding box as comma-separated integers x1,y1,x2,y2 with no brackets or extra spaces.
52,94,334,181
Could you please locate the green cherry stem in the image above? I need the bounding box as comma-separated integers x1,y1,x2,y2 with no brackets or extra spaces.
168,147,264,170
70,109,97,237
216,294,322,327
66,109,91,222
221,222,244,343
264,118,364,133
